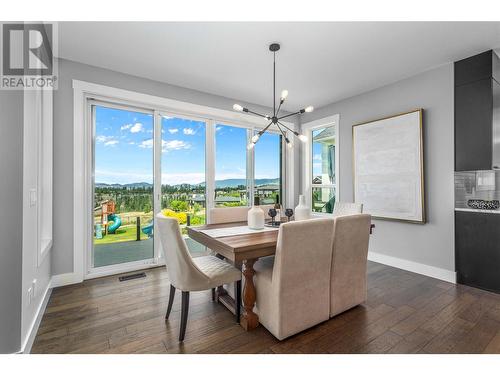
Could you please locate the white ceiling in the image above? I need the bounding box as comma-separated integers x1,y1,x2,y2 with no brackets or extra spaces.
58,22,500,110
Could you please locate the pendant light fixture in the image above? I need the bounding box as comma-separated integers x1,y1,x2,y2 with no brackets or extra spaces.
232,43,313,149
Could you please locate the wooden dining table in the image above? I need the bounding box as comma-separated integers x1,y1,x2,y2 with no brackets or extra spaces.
187,222,279,331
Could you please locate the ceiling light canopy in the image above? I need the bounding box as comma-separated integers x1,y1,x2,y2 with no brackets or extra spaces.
233,43,312,148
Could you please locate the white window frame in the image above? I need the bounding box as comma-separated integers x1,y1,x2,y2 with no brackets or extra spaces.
73,80,296,281
301,114,340,216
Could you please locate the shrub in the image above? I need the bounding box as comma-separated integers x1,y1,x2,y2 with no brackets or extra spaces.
170,200,188,212
162,209,187,224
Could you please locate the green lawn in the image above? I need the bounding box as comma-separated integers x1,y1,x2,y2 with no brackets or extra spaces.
94,225,150,245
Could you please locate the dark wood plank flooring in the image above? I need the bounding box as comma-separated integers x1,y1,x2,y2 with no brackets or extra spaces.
31,261,500,354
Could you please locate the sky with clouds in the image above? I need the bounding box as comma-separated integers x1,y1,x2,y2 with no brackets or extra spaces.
94,105,281,185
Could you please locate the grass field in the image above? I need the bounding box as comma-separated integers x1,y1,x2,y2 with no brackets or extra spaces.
94,224,150,245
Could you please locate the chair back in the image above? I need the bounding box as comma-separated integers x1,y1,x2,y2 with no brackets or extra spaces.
332,202,363,217
330,214,371,317
271,219,335,336
156,213,208,291
209,205,274,224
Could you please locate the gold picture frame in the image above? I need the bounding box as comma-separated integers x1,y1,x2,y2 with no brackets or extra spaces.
352,109,425,224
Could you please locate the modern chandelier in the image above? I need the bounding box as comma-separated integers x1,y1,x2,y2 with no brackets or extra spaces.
232,43,314,149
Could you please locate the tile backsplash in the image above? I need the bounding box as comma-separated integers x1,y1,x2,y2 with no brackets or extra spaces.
455,171,500,208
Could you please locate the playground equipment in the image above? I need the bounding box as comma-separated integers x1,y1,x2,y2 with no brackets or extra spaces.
96,200,122,236
142,220,154,237
107,213,122,234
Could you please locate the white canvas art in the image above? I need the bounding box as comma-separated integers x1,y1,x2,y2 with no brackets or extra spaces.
353,109,425,223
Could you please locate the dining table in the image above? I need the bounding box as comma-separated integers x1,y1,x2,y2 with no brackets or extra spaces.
187,220,376,331
187,221,279,331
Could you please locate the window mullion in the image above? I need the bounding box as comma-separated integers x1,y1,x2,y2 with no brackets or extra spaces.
206,119,215,222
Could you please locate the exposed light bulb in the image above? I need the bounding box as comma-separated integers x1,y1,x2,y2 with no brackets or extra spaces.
298,134,308,142
287,142,293,149
265,115,271,120
280,90,289,100
233,104,244,112
305,106,314,113
251,134,260,143
247,142,255,150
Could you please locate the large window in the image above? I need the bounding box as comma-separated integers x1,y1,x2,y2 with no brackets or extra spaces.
215,124,248,207
254,131,282,205
302,115,339,214
161,115,206,227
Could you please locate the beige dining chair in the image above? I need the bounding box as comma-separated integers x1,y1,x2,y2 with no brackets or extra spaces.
156,213,242,341
332,202,363,217
253,218,335,340
209,205,274,224
329,214,371,317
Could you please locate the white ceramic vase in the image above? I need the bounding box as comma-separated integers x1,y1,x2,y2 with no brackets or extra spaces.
294,195,311,221
248,205,265,229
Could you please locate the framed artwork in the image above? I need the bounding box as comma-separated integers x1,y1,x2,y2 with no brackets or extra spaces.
352,109,425,223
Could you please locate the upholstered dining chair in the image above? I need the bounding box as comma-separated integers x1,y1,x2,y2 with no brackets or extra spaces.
253,218,335,340
332,202,363,217
209,205,274,224
156,213,242,341
329,214,371,317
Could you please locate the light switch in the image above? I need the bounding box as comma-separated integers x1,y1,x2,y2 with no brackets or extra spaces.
29,189,37,206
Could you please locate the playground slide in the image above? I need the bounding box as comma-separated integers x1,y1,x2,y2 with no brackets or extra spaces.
142,221,154,237
107,213,122,234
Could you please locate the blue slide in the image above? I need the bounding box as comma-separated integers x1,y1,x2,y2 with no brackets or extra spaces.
142,220,154,237
107,213,122,234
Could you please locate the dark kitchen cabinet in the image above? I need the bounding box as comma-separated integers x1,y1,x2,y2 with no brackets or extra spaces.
455,79,493,171
454,50,500,171
455,211,500,293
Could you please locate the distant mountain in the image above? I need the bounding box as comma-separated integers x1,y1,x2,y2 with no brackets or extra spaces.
95,178,279,189
95,182,152,189
213,178,279,188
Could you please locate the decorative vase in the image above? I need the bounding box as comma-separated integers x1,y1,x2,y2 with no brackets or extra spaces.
248,198,265,229
294,195,311,221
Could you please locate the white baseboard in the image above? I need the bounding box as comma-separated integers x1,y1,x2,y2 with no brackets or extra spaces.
51,272,83,288
21,285,52,354
368,251,456,284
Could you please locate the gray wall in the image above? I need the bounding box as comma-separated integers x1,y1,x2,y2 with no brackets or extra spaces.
0,91,23,353
53,58,298,275
302,64,455,272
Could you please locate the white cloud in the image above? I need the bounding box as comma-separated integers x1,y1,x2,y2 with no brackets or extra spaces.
162,140,191,152
313,154,322,161
96,135,119,146
168,128,179,134
95,169,153,185
120,124,133,131
130,123,144,133
139,139,154,149
138,139,191,153
161,172,205,185
183,128,195,135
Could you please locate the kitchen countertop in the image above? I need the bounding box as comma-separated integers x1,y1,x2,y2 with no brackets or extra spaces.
455,208,500,214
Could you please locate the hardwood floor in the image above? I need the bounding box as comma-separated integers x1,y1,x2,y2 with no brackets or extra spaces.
31,261,500,354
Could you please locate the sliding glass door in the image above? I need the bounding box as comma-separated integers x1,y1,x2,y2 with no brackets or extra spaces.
91,104,156,271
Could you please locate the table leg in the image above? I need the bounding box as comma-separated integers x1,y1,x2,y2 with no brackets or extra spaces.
240,258,259,331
